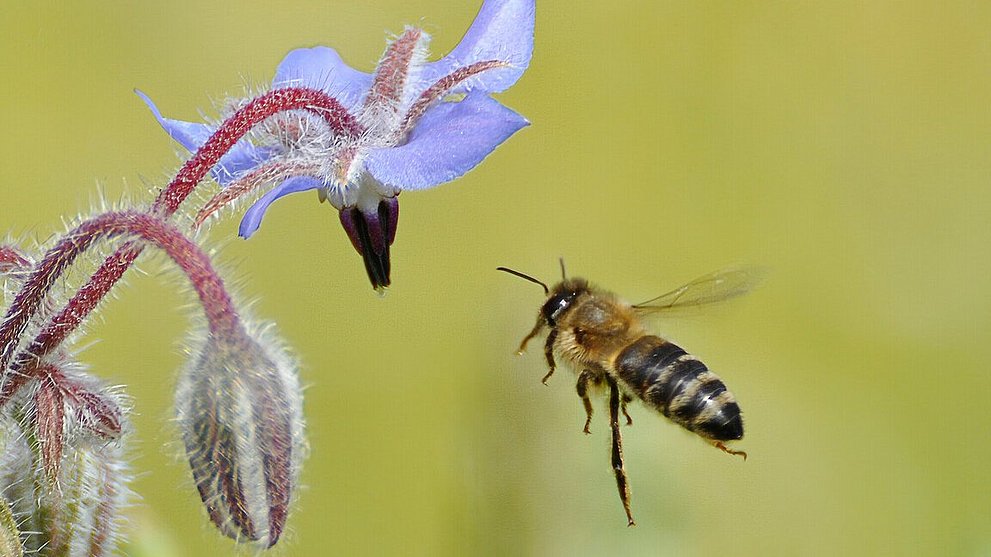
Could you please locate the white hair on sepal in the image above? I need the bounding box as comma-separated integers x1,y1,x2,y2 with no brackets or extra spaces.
400,25,434,108
360,26,433,138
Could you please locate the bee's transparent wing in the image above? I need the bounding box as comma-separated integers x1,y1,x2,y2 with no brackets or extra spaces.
632,267,766,314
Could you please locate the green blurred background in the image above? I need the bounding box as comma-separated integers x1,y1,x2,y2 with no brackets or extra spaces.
1,1,989,555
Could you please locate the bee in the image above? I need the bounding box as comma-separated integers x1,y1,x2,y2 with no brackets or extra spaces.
498,261,759,526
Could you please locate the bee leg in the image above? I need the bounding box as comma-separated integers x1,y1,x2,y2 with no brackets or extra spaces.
621,394,634,426
540,329,558,385
516,319,545,355
607,376,636,527
576,370,597,434
712,441,748,461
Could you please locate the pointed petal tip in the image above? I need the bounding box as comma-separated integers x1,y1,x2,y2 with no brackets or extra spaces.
421,0,536,94
135,89,164,120
238,177,325,239
366,94,528,191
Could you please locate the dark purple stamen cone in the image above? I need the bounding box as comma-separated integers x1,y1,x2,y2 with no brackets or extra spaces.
339,197,399,291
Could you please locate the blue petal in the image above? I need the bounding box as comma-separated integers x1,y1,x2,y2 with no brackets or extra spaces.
419,0,535,94
272,47,373,112
137,90,275,185
364,93,528,191
239,176,325,238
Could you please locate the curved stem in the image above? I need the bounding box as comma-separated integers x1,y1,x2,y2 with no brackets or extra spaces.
154,86,363,216
21,87,359,366
0,212,242,393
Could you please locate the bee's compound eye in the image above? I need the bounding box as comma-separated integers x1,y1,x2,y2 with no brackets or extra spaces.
542,293,575,326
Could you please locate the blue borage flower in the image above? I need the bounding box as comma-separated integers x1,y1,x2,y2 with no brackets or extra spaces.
141,0,534,290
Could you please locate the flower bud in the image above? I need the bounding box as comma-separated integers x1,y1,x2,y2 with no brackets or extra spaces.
176,328,304,548
0,497,23,557
0,417,128,556
0,419,34,523
45,442,129,557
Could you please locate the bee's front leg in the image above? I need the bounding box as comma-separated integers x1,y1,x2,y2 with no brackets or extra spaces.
516,318,545,355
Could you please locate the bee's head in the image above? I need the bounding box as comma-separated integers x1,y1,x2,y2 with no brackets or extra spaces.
497,260,588,327
541,278,588,326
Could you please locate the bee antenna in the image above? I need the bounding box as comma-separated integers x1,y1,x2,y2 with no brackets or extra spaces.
497,267,550,295
559,257,567,280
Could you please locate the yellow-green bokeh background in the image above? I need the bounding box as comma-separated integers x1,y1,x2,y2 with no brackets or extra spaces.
2,1,989,555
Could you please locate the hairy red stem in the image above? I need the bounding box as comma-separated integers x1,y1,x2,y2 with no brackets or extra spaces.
17,87,360,367
0,212,243,392
154,87,363,215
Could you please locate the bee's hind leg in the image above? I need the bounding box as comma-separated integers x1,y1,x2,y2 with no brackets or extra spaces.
607,377,636,527
575,370,600,434
712,441,748,461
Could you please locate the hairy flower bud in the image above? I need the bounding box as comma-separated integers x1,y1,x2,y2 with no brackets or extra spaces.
176,327,304,548
45,442,129,557
0,422,30,555
0,415,128,556
0,497,22,557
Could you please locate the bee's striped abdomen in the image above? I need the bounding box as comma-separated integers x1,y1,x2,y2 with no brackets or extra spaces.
613,336,743,441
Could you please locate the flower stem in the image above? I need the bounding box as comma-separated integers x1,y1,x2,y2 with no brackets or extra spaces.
17,87,361,369
153,87,363,215
0,212,242,394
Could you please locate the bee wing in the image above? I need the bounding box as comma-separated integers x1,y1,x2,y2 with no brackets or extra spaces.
632,267,766,314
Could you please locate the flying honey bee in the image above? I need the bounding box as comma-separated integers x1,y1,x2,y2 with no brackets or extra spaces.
498,261,760,526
